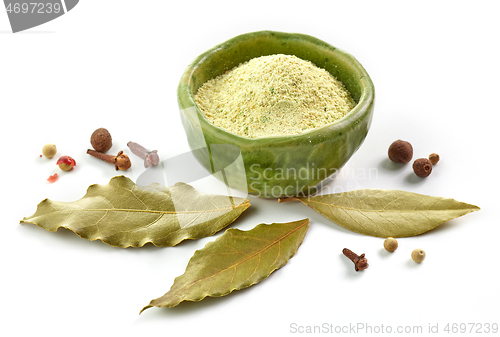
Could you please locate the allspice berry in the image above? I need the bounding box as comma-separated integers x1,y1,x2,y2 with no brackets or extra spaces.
42,143,57,158
90,128,112,153
384,237,398,252
411,249,426,263
429,153,440,165
413,158,433,177
388,140,413,164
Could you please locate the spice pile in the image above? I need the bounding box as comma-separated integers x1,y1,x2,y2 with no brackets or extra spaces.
194,54,356,138
40,127,160,183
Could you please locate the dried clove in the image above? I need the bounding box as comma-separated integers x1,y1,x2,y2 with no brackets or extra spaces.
127,141,159,168
342,248,369,271
87,149,131,171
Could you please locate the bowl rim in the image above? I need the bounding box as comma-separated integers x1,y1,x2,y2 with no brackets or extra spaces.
179,30,375,144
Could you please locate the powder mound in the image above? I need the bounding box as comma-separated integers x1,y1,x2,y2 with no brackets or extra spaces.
194,54,357,138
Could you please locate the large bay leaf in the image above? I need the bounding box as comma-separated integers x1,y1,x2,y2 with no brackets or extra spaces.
21,176,251,248
141,218,310,312
295,189,479,237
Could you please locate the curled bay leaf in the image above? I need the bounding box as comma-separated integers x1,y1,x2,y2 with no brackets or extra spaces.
141,218,310,312
21,176,251,248
286,189,479,237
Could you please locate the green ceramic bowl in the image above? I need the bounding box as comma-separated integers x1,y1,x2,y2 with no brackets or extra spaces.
178,31,374,198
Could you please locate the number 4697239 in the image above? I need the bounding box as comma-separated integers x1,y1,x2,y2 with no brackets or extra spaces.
5,2,62,14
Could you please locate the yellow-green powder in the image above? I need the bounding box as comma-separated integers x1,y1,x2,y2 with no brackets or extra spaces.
194,54,356,138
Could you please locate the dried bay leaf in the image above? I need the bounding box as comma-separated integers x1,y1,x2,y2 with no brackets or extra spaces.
294,189,479,237
141,218,310,312
21,176,251,248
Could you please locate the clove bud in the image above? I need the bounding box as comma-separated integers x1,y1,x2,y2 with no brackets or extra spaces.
87,149,131,171
127,141,159,168
342,248,369,271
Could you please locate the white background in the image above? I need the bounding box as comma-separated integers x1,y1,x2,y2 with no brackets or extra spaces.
1,1,498,336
